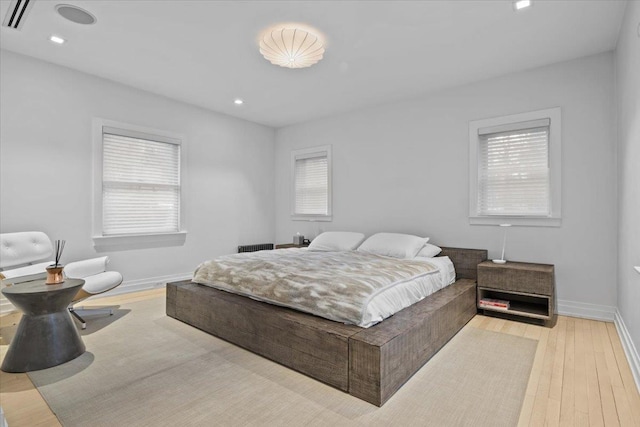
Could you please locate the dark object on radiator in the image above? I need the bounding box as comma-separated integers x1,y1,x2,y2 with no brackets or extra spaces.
237,243,274,253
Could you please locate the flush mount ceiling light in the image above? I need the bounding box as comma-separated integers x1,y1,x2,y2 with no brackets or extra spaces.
55,4,96,25
514,0,532,10
234,98,244,105
259,25,325,69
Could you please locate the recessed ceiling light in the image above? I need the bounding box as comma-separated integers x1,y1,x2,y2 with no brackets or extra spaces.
49,35,66,44
55,4,97,25
234,99,244,105
514,0,531,10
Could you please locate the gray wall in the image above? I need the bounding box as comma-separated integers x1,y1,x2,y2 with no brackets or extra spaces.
615,1,640,356
0,50,276,289
275,52,617,310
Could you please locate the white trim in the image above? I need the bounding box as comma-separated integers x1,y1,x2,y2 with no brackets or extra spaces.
478,118,551,135
614,309,640,393
93,231,187,249
291,215,333,222
0,297,14,315
96,272,192,298
92,118,188,245
469,107,562,227
0,272,192,314
102,126,181,145
470,217,562,227
290,145,332,221
2,280,636,394
557,299,616,322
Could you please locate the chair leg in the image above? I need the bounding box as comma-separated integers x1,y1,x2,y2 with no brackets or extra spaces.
69,307,87,330
76,306,114,316
69,306,114,329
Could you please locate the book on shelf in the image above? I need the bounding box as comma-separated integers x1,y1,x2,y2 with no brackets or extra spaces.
479,298,510,309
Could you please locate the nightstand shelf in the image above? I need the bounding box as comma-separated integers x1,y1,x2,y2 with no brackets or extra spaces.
275,243,309,249
478,288,550,320
477,261,556,327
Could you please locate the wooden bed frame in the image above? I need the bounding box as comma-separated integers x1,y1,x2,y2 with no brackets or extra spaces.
166,247,487,406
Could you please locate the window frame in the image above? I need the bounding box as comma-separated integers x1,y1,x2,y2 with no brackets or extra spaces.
92,118,187,248
468,107,562,227
290,145,332,222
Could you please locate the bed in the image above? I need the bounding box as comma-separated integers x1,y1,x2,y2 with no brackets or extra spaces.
166,246,487,406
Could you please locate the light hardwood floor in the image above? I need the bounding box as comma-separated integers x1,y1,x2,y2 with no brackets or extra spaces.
1,288,638,426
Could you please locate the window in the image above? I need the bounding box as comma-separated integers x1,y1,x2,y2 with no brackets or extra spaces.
469,108,561,226
478,121,550,216
291,145,332,221
93,119,186,245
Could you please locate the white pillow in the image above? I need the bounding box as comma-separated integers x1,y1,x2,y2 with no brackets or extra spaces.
307,232,366,252
357,233,429,259
416,243,442,258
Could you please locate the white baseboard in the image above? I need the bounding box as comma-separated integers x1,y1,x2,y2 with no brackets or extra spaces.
0,299,13,315
96,272,192,299
557,299,616,322
614,309,640,393
2,278,637,393
0,272,192,314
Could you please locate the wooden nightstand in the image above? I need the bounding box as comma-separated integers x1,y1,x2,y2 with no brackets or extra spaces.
477,260,556,327
275,243,309,249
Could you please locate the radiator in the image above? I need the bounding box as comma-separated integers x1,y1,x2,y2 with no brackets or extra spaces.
237,243,274,253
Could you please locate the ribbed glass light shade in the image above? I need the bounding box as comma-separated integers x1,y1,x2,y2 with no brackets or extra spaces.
260,27,325,69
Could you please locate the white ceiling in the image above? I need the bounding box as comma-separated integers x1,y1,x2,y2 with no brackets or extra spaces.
0,0,628,128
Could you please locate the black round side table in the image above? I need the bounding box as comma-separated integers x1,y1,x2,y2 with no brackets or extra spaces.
1,278,86,373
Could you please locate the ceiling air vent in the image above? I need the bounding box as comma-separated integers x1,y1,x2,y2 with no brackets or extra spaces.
56,4,96,25
2,0,34,30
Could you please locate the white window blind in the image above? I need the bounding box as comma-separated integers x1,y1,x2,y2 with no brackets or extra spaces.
102,131,181,236
478,123,550,216
294,154,328,215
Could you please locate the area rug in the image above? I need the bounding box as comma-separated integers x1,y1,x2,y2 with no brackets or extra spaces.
27,297,537,426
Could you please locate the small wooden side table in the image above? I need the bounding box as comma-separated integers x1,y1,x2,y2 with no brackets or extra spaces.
1,279,86,372
477,261,556,327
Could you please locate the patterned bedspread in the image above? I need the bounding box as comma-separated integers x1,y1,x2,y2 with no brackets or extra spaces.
193,249,438,326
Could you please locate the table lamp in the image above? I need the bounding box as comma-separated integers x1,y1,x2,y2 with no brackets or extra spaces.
493,224,512,264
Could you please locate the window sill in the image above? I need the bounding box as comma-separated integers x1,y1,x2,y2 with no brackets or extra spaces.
291,215,333,222
93,231,187,251
469,216,561,227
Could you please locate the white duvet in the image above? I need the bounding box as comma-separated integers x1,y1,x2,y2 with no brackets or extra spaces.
194,249,456,328
362,255,456,327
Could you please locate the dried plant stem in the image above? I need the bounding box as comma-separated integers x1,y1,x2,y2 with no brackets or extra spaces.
54,239,66,267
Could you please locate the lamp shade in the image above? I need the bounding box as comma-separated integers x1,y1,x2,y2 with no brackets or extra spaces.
260,27,325,69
